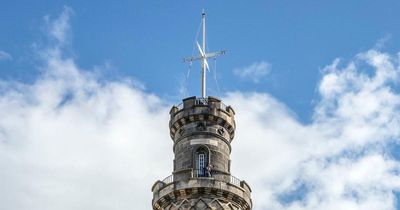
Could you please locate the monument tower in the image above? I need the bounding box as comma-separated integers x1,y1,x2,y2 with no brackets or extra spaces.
151,11,252,210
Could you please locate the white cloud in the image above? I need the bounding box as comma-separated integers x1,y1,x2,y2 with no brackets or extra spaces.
375,34,392,49
227,49,400,210
233,61,271,83
1,6,400,210
0,50,12,61
43,5,73,49
0,7,171,210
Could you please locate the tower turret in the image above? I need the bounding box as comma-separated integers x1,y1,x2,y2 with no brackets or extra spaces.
151,11,252,210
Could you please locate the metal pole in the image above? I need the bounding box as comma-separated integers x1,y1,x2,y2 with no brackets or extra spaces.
201,10,206,98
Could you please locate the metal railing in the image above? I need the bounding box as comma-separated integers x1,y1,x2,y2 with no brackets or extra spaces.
173,97,229,112
176,102,184,110
220,102,228,112
195,98,208,106
162,175,173,184
160,172,243,188
229,175,241,187
192,169,213,178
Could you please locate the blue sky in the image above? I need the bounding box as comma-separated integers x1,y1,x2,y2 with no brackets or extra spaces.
2,0,400,122
1,1,400,210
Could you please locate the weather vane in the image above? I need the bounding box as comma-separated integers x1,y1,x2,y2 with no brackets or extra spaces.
183,9,226,98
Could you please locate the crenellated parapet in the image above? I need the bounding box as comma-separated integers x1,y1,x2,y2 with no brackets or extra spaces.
169,96,236,143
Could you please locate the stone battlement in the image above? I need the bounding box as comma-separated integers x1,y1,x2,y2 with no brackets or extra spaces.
169,96,236,142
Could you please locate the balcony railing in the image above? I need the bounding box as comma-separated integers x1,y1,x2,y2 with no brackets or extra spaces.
162,175,173,184
195,97,208,106
174,97,229,112
229,175,241,187
191,169,242,188
159,171,243,188
175,98,208,110
192,169,212,178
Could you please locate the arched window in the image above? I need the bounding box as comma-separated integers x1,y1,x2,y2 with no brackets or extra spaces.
195,147,209,177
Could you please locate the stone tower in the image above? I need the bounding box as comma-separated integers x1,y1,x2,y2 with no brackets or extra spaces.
151,11,252,210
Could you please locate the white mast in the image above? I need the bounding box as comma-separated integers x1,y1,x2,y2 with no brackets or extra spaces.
201,10,206,98
184,10,226,98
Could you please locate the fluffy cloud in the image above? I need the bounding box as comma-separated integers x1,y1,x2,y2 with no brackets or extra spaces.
227,49,400,210
0,50,12,61
1,6,400,210
0,8,171,210
233,61,271,83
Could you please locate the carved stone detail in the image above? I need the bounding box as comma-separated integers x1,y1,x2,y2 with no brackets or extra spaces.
163,197,241,210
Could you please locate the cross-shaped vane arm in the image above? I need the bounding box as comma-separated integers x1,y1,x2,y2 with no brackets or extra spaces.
183,50,226,63
183,10,226,98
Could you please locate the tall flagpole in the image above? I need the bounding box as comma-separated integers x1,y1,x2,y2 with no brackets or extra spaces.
183,10,226,99
201,10,206,98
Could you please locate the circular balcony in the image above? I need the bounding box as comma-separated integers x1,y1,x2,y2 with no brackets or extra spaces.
151,171,252,210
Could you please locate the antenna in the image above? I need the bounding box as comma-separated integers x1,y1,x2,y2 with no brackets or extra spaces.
183,10,226,98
